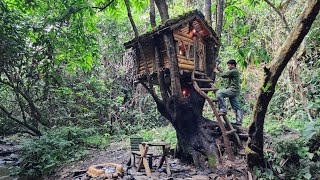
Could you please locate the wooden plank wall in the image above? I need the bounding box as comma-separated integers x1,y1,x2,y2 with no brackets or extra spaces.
138,42,155,74
137,21,212,75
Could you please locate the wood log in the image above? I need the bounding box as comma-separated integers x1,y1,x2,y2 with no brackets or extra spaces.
177,55,194,61
139,65,153,71
173,33,193,43
173,28,194,38
178,58,194,65
178,64,194,70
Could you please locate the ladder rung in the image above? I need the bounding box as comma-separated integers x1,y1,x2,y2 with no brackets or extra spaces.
194,71,207,76
193,78,213,82
200,88,218,92
238,133,249,138
226,129,237,135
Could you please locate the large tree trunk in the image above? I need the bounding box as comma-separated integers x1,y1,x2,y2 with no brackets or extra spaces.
141,51,223,167
170,83,221,168
215,0,224,39
264,0,312,121
150,0,156,28
154,0,169,23
150,0,226,168
247,0,320,168
204,0,212,26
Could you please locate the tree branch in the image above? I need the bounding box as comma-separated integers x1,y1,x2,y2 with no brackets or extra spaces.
15,93,27,123
264,0,290,31
1,71,48,127
0,104,42,136
150,0,156,28
139,82,163,105
92,0,115,12
264,0,312,121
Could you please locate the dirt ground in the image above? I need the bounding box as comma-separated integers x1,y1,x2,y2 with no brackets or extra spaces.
45,141,130,180
46,140,249,180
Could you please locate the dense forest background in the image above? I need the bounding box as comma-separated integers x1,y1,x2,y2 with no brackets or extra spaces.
0,0,319,179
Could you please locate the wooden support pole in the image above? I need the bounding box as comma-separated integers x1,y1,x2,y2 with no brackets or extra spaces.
193,34,199,70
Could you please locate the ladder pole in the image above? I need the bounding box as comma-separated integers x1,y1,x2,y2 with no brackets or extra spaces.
192,71,234,161
222,115,243,149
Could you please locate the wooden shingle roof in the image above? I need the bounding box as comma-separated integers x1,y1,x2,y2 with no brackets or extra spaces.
124,10,219,48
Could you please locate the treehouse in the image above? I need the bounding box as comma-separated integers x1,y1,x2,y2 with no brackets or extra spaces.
124,10,219,84
124,10,244,162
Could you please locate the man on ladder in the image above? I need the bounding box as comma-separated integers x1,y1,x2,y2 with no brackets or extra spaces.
214,59,243,125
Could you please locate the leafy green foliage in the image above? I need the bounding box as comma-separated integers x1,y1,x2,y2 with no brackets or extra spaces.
0,0,101,135
254,121,320,179
136,125,177,148
108,94,168,137
220,0,272,69
15,126,109,176
302,121,320,140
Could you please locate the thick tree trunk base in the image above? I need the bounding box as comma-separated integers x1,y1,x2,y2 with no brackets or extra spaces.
168,85,244,169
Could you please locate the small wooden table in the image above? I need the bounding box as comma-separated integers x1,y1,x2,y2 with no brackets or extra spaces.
137,142,171,177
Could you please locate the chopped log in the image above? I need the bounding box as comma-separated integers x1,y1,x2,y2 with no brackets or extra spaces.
178,63,194,70
177,55,195,61
178,58,194,65
139,64,153,68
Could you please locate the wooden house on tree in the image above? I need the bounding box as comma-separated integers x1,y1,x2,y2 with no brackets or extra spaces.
124,10,219,84
124,10,244,167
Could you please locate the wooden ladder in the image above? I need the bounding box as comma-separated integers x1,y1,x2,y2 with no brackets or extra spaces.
191,70,242,161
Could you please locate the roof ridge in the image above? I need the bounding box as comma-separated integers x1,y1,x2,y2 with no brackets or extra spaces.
124,10,219,47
